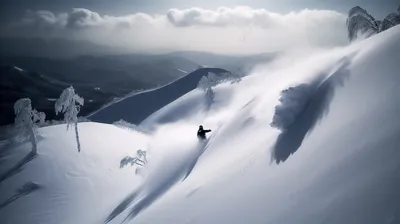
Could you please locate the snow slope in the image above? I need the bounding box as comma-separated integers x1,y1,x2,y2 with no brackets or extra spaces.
0,26,399,224
0,123,150,224
110,26,400,223
88,68,229,124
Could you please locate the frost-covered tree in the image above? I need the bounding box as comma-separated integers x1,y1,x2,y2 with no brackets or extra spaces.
197,72,241,104
270,84,314,130
197,75,211,91
346,6,379,41
347,5,400,41
113,119,148,134
120,149,148,175
379,12,400,32
55,86,84,152
13,98,46,154
198,75,215,104
198,72,242,90
136,149,148,163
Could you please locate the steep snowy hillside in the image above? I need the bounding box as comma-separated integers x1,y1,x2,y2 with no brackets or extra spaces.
0,26,399,224
109,26,400,223
88,68,230,124
0,123,150,224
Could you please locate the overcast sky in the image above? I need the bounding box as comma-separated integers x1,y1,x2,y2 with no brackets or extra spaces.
0,0,398,54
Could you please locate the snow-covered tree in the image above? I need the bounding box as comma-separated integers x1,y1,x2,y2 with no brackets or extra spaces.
270,84,314,130
346,6,379,41
197,75,211,91
197,75,215,104
347,5,400,41
197,72,241,105
379,12,400,32
13,98,46,154
113,119,148,134
55,86,84,152
120,149,148,176
198,72,242,90
136,149,148,163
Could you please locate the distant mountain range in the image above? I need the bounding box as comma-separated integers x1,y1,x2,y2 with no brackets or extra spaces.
0,37,278,75
0,37,124,58
0,37,278,126
0,55,200,125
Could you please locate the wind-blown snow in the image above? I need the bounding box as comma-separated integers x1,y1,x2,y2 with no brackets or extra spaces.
1,26,400,224
122,26,400,223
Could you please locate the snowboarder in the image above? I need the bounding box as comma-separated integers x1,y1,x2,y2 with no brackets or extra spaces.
197,125,211,140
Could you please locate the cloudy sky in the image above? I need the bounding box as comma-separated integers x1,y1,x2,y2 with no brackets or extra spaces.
0,0,398,54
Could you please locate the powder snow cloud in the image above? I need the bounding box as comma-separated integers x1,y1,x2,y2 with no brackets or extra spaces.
3,6,348,54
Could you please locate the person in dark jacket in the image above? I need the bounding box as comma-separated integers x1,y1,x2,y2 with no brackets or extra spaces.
197,125,211,140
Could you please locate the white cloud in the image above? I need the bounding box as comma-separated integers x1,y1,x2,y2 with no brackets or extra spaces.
16,8,159,29
21,10,67,28
167,6,279,28
6,6,348,54
66,8,103,28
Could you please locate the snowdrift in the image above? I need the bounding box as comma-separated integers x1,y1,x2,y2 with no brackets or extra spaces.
88,68,229,124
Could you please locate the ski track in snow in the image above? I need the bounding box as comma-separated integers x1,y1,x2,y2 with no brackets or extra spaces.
106,124,223,222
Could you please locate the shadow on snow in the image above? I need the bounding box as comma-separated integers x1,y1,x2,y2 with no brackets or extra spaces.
105,131,219,223
271,56,354,164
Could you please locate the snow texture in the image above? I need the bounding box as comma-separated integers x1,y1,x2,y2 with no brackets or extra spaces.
0,123,150,224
